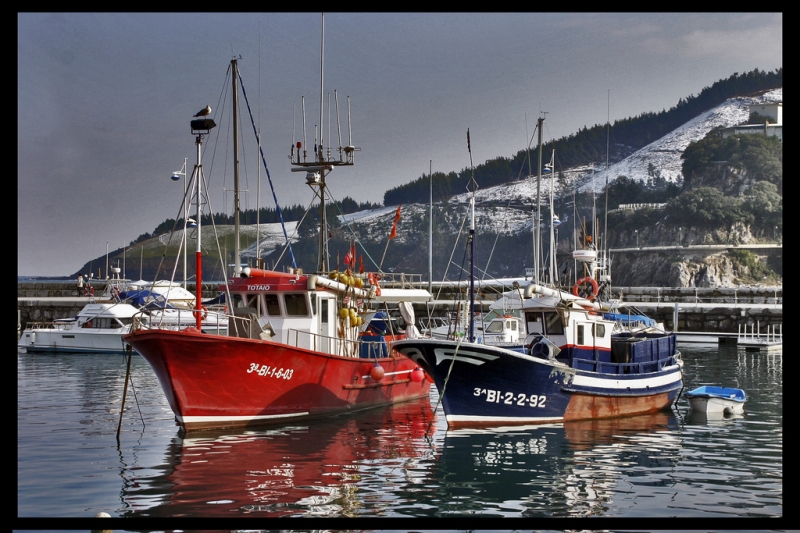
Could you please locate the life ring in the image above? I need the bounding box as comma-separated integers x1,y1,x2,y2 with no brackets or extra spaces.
84,286,95,297
572,276,599,299
110,286,120,299
193,305,208,321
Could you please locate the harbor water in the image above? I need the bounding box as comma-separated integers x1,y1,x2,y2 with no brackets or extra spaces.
17,343,782,522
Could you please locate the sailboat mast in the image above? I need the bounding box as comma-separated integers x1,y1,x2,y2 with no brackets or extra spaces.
536,116,544,285
232,58,242,278
548,149,555,286
428,159,433,294
317,14,328,273
466,129,477,343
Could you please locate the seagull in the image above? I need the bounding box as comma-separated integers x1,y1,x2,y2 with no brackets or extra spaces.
193,105,211,117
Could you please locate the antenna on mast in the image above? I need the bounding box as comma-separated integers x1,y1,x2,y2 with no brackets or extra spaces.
288,13,357,273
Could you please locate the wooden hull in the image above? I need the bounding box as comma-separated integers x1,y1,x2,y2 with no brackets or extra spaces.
127,328,430,431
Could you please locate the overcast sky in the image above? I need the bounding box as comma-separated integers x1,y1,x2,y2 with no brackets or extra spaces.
18,12,782,277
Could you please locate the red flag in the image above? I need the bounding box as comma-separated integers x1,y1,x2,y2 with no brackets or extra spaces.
350,243,357,268
359,255,364,274
389,205,402,239
343,246,352,266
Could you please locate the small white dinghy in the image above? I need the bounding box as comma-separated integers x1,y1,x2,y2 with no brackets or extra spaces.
685,386,746,415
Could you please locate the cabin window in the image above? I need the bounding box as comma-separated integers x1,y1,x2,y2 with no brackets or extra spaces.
511,321,517,331
118,317,133,326
544,312,563,335
486,320,504,333
84,318,113,329
594,324,606,338
526,312,544,334
320,299,329,324
232,294,247,309
264,294,281,316
284,293,308,316
577,324,584,345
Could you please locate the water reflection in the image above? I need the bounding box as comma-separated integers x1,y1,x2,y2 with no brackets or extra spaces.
121,397,437,517
18,347,782,518
121,403,683,517
435,412,680,517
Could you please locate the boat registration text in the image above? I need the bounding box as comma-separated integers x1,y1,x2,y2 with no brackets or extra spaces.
474,388,547,407
247,363,294,379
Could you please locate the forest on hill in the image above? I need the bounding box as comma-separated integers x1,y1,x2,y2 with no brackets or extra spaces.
382,68,782,206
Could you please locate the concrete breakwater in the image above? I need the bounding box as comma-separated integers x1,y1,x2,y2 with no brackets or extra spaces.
17,281,221,329
17,281,781,334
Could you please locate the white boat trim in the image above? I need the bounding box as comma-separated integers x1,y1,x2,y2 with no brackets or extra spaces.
179,411,311,424
446,414,563,424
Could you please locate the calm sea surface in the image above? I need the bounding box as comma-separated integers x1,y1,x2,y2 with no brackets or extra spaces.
17,343,782,524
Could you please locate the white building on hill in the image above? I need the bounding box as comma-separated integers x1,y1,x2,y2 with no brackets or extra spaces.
721,102,782,141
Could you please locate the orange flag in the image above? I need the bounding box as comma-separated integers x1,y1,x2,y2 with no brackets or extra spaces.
389,205,402,240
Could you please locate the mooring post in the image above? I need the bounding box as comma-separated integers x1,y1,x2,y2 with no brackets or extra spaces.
116,345,133,442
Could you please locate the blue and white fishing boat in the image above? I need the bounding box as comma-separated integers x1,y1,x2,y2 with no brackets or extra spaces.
685,386,746,415
392,281,683,428
391,120,682,428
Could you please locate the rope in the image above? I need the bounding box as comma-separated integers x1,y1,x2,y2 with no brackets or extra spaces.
426,337,463,435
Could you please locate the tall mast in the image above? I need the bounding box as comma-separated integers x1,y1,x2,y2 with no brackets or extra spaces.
536,115,544,285
466,129,477,343
232,58,242,278
289,13,355,273
428,159,433,294
548,149,555,285
318,14,328,272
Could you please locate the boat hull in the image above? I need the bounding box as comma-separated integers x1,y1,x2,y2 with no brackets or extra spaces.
687,397,744,415
685,386,746,415
127,328,430,431
392,338,682,428
18,329,130,354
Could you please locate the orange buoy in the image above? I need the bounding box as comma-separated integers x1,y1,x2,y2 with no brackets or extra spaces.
370,363,385,381
410,367,425,382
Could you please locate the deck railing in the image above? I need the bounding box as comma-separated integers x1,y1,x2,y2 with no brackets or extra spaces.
287,328,391,359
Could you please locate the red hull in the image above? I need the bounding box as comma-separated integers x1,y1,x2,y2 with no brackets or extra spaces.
128,328,430,431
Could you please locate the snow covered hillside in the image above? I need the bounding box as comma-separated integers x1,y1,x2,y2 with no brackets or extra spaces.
339,88,782,243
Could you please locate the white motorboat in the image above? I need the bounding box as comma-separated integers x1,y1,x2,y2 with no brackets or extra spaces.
18,302,145,354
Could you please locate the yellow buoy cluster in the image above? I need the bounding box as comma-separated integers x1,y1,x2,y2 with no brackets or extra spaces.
328,269,364,289
329,269,369,337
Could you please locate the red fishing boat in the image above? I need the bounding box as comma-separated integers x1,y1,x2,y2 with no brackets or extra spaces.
127,25,431,432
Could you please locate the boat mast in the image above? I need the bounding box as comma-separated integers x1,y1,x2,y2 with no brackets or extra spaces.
232,58,242,278
467,129,477,343
289,13,355,273
536,115,544,285
548,149,556,286
318,15,327,272
429,159,433,294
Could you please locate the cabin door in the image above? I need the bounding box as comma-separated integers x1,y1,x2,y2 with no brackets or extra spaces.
317,296,331,353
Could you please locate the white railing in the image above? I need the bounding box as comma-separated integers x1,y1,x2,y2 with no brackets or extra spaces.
738,321,782,344
287,328,391,359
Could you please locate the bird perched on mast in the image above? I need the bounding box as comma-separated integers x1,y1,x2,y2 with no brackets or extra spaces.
193,105,212,117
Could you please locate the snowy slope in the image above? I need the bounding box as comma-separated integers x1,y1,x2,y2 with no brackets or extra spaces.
338,88,782,242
